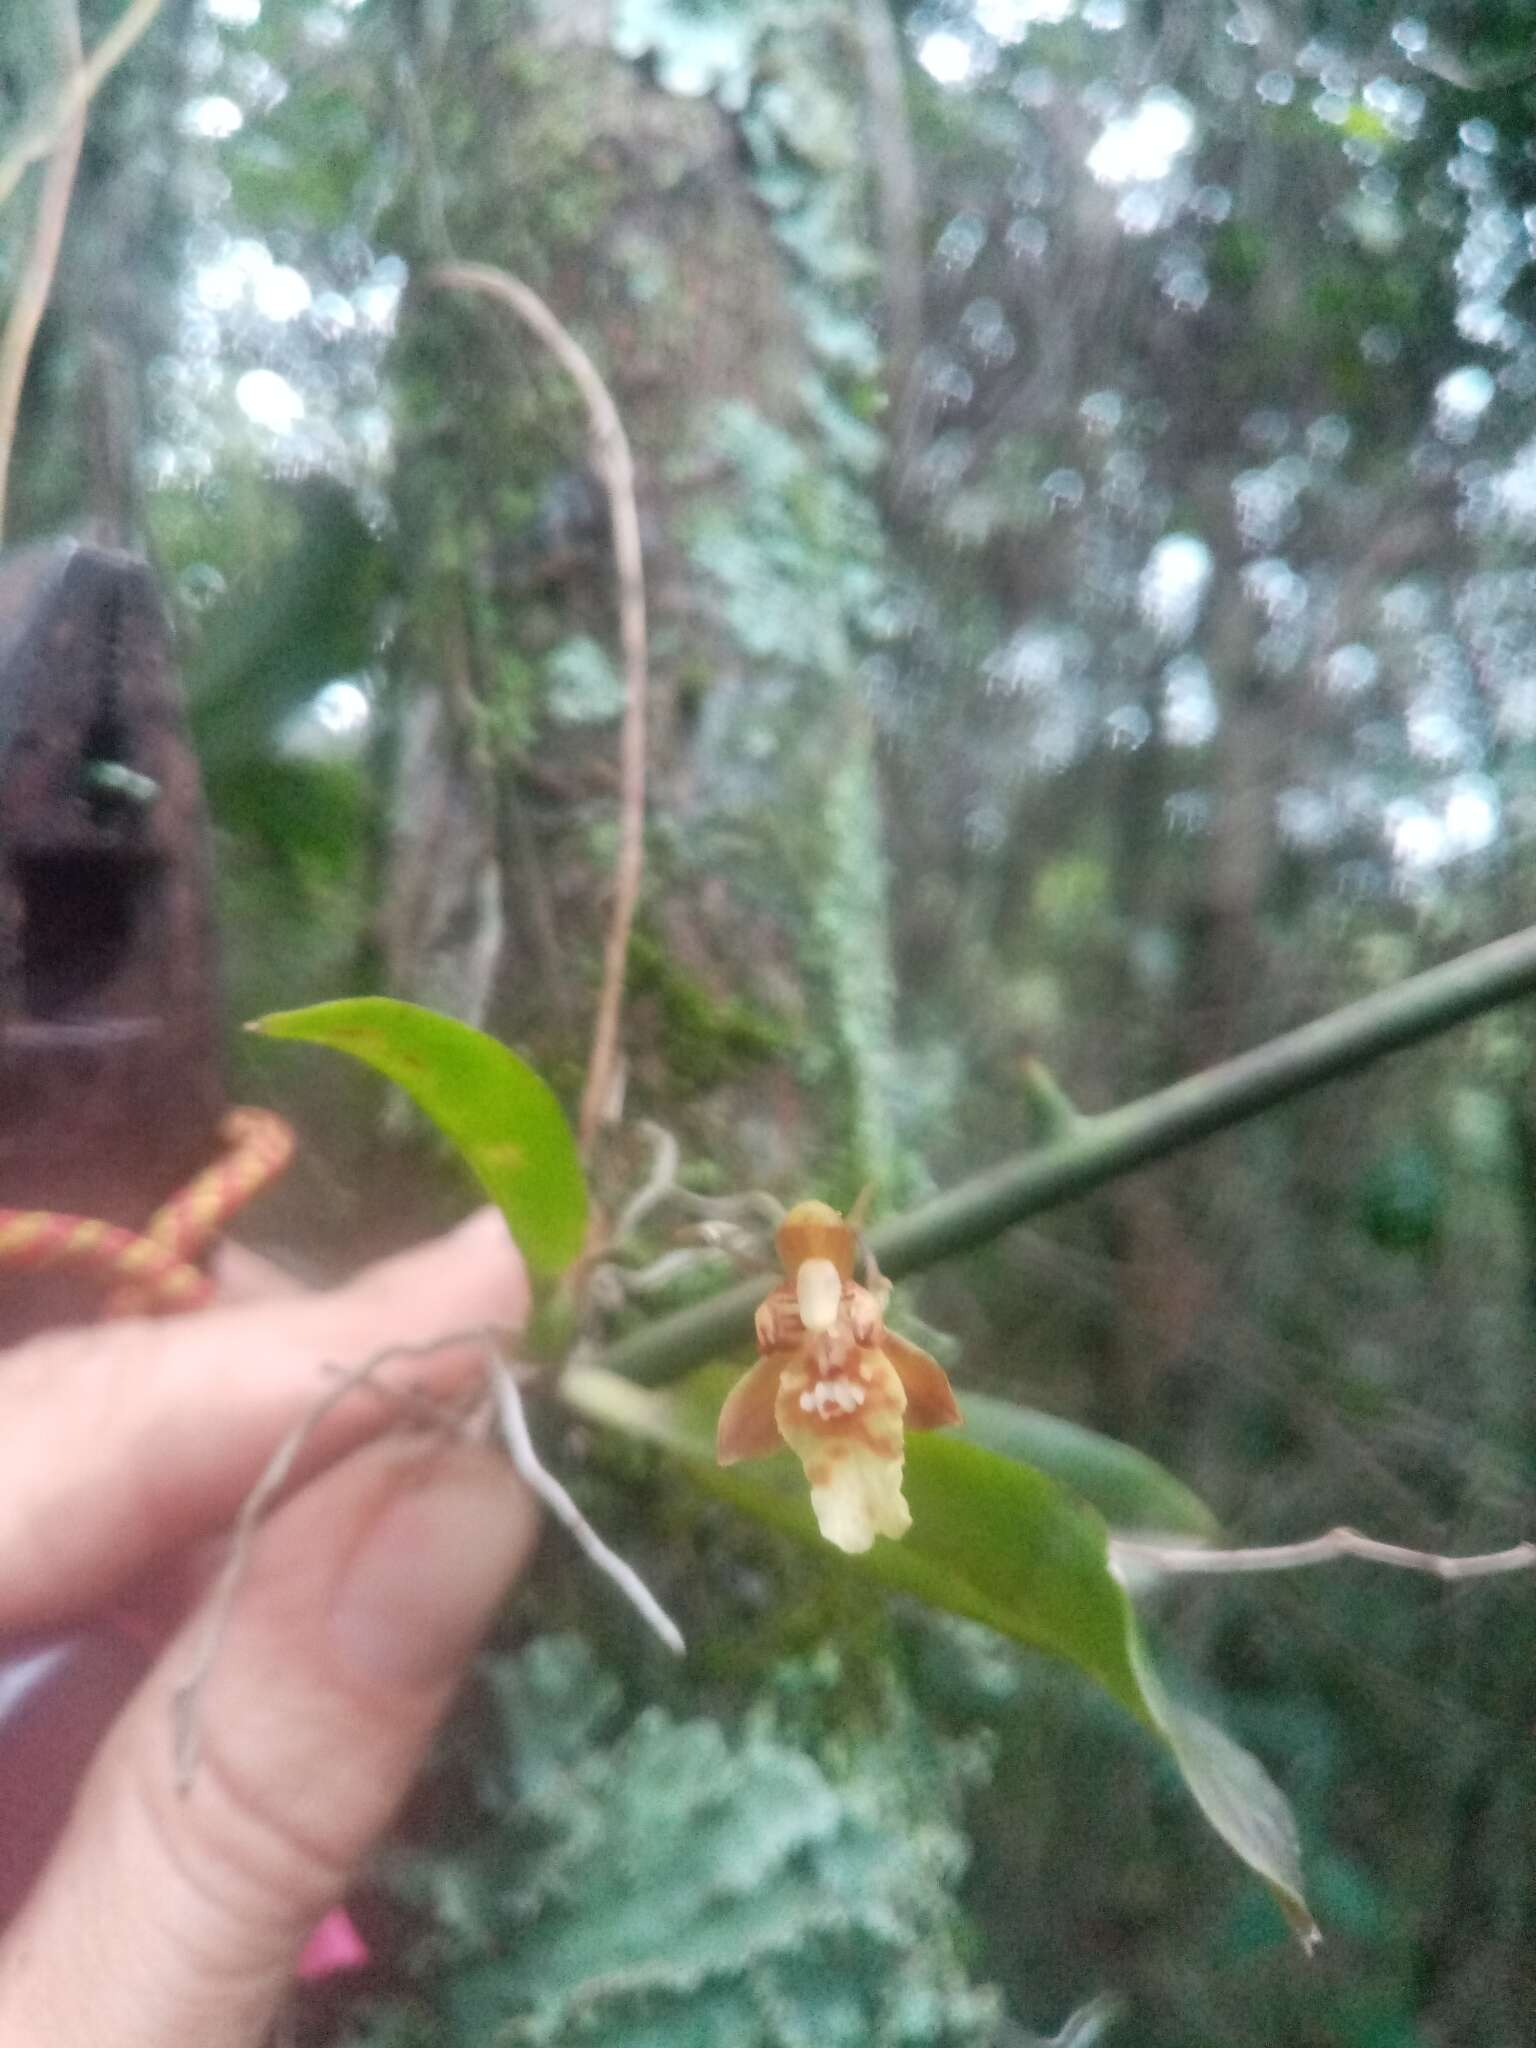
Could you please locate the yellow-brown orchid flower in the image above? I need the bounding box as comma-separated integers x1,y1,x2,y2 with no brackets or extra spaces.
715,1199,961,1553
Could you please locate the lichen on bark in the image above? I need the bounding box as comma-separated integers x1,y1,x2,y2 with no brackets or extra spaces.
377,0,912,1196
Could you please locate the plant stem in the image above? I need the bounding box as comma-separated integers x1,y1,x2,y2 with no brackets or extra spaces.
423,262,648,1159
599,921,1536,1385
1110,1527,1536,1581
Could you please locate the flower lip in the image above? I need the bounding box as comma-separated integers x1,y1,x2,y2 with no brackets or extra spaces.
805,1447,911,1552
798,1375,866,1418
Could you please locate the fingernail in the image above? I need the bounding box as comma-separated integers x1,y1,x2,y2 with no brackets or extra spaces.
329,1460,527,1691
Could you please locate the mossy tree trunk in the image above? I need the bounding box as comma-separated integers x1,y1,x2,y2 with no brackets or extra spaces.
373,0,909,1197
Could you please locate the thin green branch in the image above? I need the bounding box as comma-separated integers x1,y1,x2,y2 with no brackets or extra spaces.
599,921,1536,1386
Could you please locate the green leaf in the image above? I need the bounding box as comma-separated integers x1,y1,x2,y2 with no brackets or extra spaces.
561,1362,1317,1949
957,1390,1219,1540
250,998,587,1279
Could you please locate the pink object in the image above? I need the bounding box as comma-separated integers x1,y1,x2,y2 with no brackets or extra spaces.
297,1906,370,1980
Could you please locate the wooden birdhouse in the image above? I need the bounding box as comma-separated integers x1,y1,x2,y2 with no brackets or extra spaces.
0,541,223,1335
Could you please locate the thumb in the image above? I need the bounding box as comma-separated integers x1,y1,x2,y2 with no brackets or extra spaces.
0,1435,537,2048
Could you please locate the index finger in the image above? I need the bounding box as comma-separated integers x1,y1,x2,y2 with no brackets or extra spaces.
0,1208,527,1631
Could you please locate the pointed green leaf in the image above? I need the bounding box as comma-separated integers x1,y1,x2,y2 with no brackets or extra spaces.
957,1390,1219,1540
250,998,586,1279
561,1361,1317,1948
1127,1639,1317,1952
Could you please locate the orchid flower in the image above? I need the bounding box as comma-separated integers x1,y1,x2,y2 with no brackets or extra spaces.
715,1200,961,1553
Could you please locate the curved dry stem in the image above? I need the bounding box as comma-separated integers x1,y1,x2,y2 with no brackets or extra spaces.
1112,1526,1536,1585
423,261,648,1158
0,0,86,543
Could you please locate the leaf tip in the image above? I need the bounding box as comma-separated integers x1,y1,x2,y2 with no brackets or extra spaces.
1287,1900,1324,1956
246,1005,314,1038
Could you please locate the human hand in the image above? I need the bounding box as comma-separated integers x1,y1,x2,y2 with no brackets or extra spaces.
0,1208,537,2047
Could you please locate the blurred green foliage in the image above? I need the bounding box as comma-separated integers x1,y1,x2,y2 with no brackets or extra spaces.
10,0,1536,2037
626,930,794,1092
350,1636,999,2048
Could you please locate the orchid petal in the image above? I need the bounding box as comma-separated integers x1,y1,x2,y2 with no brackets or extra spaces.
775,1200,856,1280
882,1330,963,1432
715,1353,784,1464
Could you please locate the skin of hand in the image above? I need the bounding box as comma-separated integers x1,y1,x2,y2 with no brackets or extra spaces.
0,1206,538,2048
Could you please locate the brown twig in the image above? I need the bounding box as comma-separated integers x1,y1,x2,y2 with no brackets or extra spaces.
0,0,162,213
423,262,648,1157
0,0,86,543
1111,1527,1536,1583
